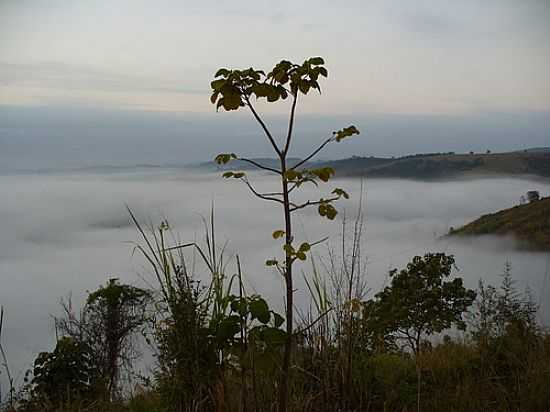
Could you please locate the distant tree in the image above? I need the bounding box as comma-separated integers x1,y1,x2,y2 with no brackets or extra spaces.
486,149,491,154
365,253,476,354
526,190,540,202
470,261,539,346
55,279,152,399
364,253,476,412
470,151,474,155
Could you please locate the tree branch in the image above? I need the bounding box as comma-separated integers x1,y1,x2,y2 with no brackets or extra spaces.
260,191,284,197
287,183,300,194
290,196,339,212
237,157,282,175
243,95,282,158
291,136,334,170
283,92,298,156
287,179,319,194
241,177,284,204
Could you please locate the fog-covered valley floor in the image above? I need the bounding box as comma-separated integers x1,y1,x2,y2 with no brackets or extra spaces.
1,170,550,383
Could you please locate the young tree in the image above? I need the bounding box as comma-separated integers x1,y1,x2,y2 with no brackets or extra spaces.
55,279,152,399
366,253,476,354
210,57,359,411
470,261,539,344
365,253,475,412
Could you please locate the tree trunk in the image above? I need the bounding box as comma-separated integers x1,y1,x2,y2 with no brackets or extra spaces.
278,160,293,412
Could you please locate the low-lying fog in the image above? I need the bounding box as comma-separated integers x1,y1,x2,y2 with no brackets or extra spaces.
1,170,549,385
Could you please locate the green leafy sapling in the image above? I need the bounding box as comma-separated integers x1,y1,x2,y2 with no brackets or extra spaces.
210,57,359,412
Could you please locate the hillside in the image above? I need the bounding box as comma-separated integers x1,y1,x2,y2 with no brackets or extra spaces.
324,151,550,179
191,150,550,180
449,197,550,251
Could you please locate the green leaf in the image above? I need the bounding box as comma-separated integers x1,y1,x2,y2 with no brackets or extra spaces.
215,68,230,77
210,79,225,91
266,88,280,102
334,125,360,142
332,188,350,199
274,70,289,84
309,57,325,65
230,297,248,316
222,93,242,111
319,203,337,220
310,167,335,182
310,80,321,93
222,171,234,178
272,230,285,239
215,153,235,165
299,242,311,252
298,81,310,94
284,169,301,181
216,316,240,342
261,327,286,346
266,259,278,266
249,298,270,324
283,244,295,255
325,204,337,220
272,312,285,328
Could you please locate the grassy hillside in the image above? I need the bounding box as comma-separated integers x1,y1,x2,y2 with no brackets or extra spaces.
327,151,550,179
449,197,550,251
192,150,550,180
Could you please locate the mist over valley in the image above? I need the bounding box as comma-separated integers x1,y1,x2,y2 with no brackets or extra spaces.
1,168,549,382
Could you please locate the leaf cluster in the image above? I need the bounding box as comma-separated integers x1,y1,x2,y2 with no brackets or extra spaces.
210,57,328,111
211,294,286,349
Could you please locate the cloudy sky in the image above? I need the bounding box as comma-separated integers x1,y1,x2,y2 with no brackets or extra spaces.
1,0,549,168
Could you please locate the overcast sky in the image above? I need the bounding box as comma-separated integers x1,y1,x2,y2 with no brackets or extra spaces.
1,0,549,168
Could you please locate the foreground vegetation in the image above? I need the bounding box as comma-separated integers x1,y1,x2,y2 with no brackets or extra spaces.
1,216,549,412
450,196,550,251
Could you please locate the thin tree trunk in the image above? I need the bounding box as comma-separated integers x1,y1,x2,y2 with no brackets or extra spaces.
279,159,293,412
416,364,421,412
415,331,421,412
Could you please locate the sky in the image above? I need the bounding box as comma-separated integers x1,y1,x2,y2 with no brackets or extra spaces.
0,0,550,167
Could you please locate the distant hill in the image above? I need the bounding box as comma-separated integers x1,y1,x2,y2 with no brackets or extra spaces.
321,151,550,179
191,150,550,180
518,147,550,153
448,196,550,251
